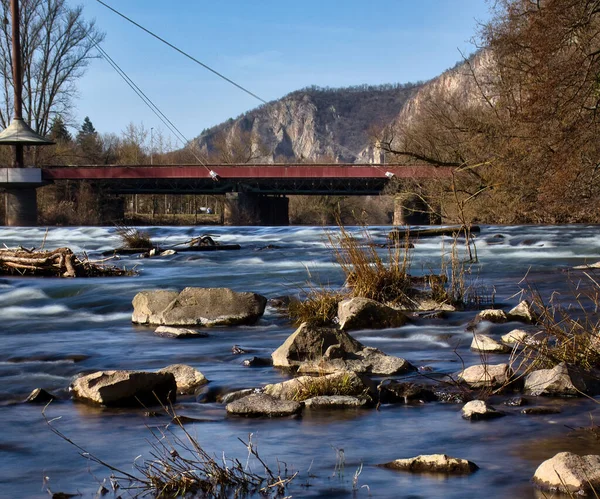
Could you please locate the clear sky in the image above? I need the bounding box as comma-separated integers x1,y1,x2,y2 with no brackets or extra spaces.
74,0,491,145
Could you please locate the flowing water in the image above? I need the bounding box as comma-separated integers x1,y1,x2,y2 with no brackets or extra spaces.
1,225,600,499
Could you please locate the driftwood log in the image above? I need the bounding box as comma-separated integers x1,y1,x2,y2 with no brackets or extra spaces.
0,247,134,277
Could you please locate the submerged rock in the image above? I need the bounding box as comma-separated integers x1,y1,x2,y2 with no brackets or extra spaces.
132,287,267,327
337,297,408,331
377,381,438,404
70,370,176,407
154,326,208,338
158,364,207,395
458,363,512,388
381,454,478,474
226,393,301,417
461,400,504,420
533,452,600,496
470,334,510,353
303,395,367,409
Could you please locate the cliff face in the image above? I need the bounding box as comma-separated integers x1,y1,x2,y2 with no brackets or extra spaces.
195,53,491,164
195,84,421,163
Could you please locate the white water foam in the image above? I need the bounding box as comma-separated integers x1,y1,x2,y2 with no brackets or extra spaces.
0,288,48,305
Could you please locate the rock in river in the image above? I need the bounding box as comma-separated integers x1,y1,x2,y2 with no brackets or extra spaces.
132,287,267,327
470,334,510,353
533,452,600,496
381,454,478,474
458,363,512,388
272,322,414,376
461,400,504,420
70,370,176,407
226,393,302,417
337,297,408,331
524,362,590,397
158,364,207,395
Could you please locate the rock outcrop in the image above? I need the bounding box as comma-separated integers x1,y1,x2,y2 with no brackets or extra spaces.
70,370,176,407
132,287,267,327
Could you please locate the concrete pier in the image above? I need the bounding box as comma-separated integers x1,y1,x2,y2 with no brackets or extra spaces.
0,168,43,226
224,192,289,225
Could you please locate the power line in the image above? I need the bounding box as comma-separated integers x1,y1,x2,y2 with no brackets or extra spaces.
94,0,385,168
95,0,267,105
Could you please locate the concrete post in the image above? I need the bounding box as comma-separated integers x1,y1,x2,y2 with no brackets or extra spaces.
224,192,289,225
5,187,37,226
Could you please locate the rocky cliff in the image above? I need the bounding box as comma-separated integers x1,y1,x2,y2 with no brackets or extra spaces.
194,53,490,164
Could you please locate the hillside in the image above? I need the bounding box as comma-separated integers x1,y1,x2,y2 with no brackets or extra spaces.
194,83,423,163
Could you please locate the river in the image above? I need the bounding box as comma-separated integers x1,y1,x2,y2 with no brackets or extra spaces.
1,225,600,498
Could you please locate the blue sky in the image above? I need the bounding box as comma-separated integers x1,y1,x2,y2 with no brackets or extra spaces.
75,0,491,144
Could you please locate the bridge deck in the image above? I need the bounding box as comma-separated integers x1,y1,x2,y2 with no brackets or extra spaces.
39,164,453,195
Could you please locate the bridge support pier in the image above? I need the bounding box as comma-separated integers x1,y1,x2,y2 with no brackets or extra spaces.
4,187,37,226
393,193,440,225
224,192,289,226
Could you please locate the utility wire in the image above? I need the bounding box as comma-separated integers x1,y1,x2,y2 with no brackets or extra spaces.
89,38,218,176
95,0,267,105
94,0,390,171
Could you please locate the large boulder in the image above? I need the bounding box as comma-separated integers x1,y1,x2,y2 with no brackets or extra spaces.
524,362,588,397
337,297,408,331
470,334,510,353
272,323,414,376
272,323,362,368
381,454,478,474
132,287,267,327
264,371,375,402
158,364,207,395
226,393,301,417
457,363,512,388
533,452,600,496
70,370,176,407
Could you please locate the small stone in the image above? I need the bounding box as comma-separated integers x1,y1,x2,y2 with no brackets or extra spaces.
504,396,527,407
381,454,478,474
470,334,510,353
226,393,302,417
501,329,529,345
507,300,538,323
242,356,273,367
231,345,247,354
154,326,208,338
461,400,504,420
521,407,561,415
160,249,177,256
533,452,600,495
477,309,508,323
158,364,207,395
458,363,512,388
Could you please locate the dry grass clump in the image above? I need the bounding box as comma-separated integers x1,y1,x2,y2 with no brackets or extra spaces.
44,406,296,498
515,281,600,372
328,224,414,307
116,225,154,249
291,372,366,402
287,288,347,326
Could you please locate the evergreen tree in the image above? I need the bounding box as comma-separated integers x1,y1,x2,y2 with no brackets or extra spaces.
76,116,102,163
49,115,72,143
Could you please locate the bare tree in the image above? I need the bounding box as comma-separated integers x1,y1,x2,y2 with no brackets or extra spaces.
0,0,104,135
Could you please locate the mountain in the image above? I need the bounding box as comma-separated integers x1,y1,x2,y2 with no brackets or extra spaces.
194,83,422,163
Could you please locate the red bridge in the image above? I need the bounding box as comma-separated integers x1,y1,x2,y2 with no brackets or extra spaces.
41,164,452,195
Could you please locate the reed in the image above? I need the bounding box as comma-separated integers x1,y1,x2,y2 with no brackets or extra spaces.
115,225,154,249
